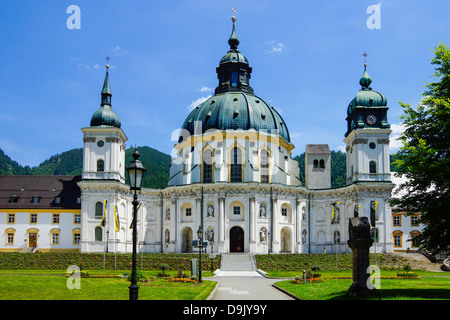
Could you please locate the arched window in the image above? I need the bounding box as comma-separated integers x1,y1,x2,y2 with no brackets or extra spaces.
319,159,325,168
95,227,103,241
95,202,103,218
369,161,377,173
230,147,242,182
203,149,213,183
313,159,319,168
97,159,104,172
231,72,238,87
260,149,269,183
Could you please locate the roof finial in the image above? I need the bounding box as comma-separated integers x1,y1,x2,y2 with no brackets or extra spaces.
362,52,368,70
105,55,111,69
359,52,372,89
228,8,240,50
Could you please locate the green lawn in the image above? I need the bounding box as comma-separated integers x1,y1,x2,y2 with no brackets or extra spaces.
0,270,217,300
275,276,450,300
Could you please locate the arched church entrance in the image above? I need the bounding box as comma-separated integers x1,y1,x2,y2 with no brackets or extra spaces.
182,227,193,253
230,226,244,252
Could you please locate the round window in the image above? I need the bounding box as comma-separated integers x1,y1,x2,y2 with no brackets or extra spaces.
369,142,376,149
97,140,104,147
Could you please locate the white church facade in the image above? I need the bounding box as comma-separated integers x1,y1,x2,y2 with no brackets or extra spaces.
78,18,396,255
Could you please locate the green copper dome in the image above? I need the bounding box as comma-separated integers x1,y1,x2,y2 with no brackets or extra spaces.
180,92,290,143
347,67,387,116
179,17,290,143
90,67,121,128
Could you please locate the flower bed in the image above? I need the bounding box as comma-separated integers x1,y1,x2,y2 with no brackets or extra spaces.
291,278,324,284
167,278,200,284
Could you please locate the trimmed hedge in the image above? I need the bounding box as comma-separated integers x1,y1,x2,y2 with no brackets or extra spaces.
254,253,407,271
0,252,221,271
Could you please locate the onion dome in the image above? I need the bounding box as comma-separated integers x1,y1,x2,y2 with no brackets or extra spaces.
90,65,121,128
179,15,290,143
347,65,387,116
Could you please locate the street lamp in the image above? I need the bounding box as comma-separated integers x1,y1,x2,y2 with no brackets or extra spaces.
126,149,146,301
197,226,203,283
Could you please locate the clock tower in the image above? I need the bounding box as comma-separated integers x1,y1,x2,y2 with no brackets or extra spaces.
81,64,127,183
344,63,391,185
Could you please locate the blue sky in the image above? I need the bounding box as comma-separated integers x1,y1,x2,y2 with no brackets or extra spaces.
0,1,449,167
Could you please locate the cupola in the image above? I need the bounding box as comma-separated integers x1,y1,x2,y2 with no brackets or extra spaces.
90,65,122,128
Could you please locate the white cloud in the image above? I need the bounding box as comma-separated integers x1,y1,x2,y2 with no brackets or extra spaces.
187,95,212,111
266,42,284,54
336,145,347,153
200,86,213,92
112,45,129,56
93,64,101,70
390,123,406,151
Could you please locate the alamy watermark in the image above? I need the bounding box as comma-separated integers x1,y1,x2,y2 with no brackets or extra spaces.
66,265,81,289
367,265,381,290
367,3,381,30
67,5,81,30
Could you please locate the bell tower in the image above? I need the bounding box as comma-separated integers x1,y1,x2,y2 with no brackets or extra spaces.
344,59,391,185
81,63,127,183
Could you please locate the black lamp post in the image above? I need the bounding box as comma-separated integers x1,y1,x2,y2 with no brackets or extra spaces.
197,226,203,283
126,149,146,300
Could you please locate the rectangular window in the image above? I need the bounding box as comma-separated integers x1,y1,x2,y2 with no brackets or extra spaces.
233,206,241,215
411,215,419,226
54,197,61,204
52,213,60,224
393,215,401,226
73,233,81,245
32,196,40,204
74,213,81,224
52,232,59,245
30,213,37,224
8,213,15,224
7,233,14,244
186,208,192,216
282,208,287,216
394,235,401,247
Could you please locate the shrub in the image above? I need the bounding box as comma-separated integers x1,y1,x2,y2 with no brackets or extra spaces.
159,263,169,276
125,270,147,282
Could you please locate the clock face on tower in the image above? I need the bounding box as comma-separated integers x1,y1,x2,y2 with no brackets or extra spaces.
366,115,377,125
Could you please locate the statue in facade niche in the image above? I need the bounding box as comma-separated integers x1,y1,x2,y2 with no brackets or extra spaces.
166,208,170,220
260,204,266,217
260,227,267,242
206,227,214,243
207,204,214,217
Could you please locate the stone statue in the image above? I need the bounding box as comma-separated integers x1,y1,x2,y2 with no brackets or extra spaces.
260,204,266,218
166,208,170,220
207,204,214,217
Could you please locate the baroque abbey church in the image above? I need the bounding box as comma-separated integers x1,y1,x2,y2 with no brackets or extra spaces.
78,17,395,255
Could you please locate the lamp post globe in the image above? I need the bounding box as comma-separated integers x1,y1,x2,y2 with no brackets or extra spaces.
126,148,146,300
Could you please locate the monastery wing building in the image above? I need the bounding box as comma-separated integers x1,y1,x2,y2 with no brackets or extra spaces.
78,17,395,255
